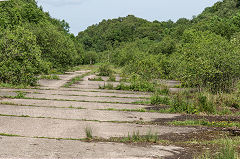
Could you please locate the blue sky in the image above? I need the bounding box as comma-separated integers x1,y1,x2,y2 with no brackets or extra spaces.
36,0,220,35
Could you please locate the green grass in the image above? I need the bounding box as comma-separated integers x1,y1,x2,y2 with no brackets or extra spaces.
108,75,116,82
99,83,114,89
150,94,170,105
0,101,17,105
108,131,168,144
97,64,114,76
64,71,92,87
197,137,240,159
0,83,30,89
0,114,30,118
85,127,93,139
169,120,240,128
39,75,60,80
68,106,85,109
15,91,27,99
67,65,98,72
0,133,21,137
88,77,104,81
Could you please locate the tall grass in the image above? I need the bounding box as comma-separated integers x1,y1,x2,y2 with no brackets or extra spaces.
197,138,239,159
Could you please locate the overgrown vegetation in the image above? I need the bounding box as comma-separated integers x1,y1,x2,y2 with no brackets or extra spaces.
1,0,240,115
39,75,60,80
109,131,163,143
77,0,240,94
197,138,239,159
85,127,93,139
169,119,240,129
97,63,114,76
0,0,84,86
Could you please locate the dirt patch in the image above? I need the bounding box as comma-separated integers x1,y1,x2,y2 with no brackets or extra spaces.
159,130,230,159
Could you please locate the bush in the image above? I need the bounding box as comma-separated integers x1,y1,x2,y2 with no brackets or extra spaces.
170,94,196,114
32,22,78,70
151,94,170,105
83,51,98,65
98,64,114,76
172,30,240,93
0,26,48,85
196,94,216,113
129,74,155,92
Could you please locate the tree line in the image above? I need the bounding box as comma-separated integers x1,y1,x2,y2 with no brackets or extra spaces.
1,0,240,92
77,0,240,92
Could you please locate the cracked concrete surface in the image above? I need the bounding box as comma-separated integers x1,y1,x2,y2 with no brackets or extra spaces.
0,70,194,159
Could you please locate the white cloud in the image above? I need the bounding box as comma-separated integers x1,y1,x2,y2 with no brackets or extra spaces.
37,0,89,6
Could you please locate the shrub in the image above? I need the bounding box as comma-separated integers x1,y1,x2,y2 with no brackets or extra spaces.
128,74,155,92
32,22,78,70
98,64,114,76
196,94,216,113
172,30,240,93
108,75,116,82
0,26,48,85
151,94,170,105
83,51,98,65
170,95,196,114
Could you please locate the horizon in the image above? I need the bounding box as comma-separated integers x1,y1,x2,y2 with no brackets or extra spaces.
37,0,220,35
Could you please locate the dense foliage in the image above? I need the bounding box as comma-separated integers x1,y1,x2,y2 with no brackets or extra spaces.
77,0,240,92
0,0,84,85
1,0,240,92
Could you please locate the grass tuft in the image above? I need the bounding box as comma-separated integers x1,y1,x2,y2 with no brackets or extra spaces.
85,127,93,139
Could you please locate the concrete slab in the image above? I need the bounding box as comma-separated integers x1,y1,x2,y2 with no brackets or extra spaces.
22,89,150,98
0,116,196,139
0,98,147,110
0,88,152,96
62,88,151,95
0,136,183,159
25,93,146,103
0,105,179,122
0,90,17,97
38,70,90,89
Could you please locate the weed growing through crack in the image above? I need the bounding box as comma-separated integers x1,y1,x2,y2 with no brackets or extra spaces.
15,91,26,99
109,130,161,143
99,83,114,89
85,127,93,139
97,64,114,76
0,133,21,137
64,71,92,87
88,77,104,81
108,75,116,82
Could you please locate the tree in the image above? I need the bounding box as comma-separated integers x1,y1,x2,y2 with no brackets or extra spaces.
172,29,240,92
0,26,47,85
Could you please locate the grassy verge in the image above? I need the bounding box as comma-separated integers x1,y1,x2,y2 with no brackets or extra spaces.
0,83,30,89
169,119,240,129
197,137,240,159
